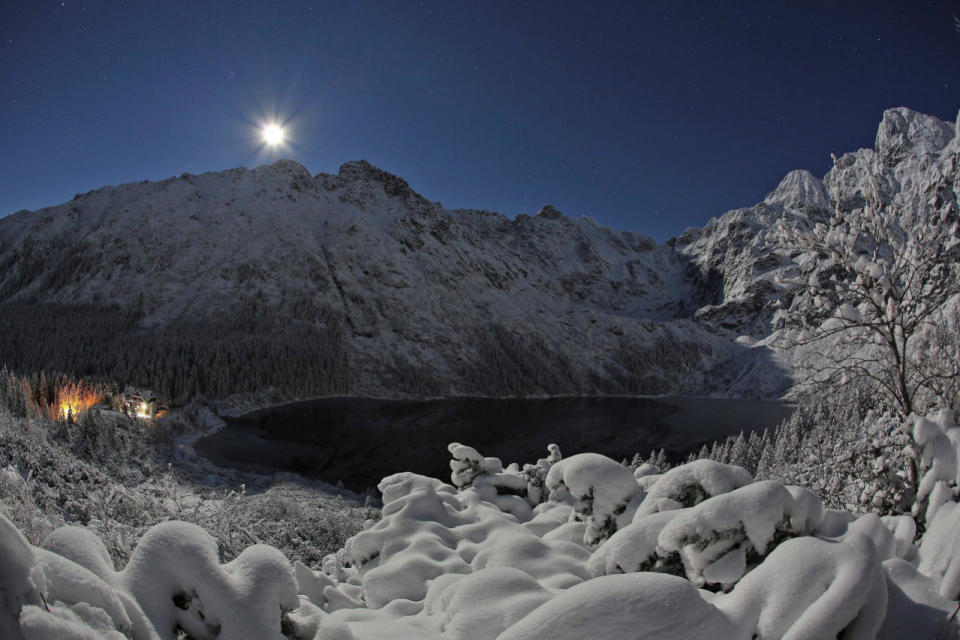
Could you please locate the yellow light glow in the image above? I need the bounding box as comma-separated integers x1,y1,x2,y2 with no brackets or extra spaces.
262,123,285,146
56,383,102,421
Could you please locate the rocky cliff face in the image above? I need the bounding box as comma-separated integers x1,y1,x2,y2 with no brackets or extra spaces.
0,107,955,399
680,107,959,340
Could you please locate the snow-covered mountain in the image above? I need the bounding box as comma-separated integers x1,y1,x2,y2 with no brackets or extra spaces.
0,106,956,399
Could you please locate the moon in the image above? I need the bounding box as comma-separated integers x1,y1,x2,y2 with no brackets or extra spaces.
262,123,285,147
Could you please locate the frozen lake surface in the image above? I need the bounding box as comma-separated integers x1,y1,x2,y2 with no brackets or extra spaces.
195,396,796,492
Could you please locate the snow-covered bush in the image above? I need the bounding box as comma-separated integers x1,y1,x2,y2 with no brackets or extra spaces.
591,480,824,589
521,443,561,505
918,500,960,600
0,406,373,568
448,443,533,520
911,409,960,523
544,453,639,545
718,533,887,639
4,432,960,639
634,459,752,518
656,480,823,588
587,509,686,577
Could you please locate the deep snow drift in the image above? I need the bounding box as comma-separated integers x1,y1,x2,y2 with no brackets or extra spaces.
3,409,960,639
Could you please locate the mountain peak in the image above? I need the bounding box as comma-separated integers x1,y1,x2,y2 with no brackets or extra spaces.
875,107,954,163
266,158,311,176
338,160,404,184
763,169,828,210
336,160,422,201
536,204,564,220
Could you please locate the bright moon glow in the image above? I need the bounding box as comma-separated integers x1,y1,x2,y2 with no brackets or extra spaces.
262,123,285,146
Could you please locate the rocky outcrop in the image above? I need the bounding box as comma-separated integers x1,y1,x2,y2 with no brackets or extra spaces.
681,106,958,338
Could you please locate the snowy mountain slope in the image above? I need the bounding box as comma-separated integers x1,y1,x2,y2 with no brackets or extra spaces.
680,106,959,338
0,106,955,399
0,159,750,397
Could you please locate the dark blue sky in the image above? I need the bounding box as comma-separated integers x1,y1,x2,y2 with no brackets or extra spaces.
1,1,958,240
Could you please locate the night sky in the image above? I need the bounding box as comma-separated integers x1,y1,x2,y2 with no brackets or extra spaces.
1,1,958,240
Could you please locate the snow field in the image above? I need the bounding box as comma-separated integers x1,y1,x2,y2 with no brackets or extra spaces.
4,413,960,638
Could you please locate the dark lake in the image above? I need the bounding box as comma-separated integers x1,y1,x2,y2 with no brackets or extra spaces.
195,396,796,492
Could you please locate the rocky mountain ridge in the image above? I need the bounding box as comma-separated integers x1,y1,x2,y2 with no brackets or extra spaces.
0,106,956,399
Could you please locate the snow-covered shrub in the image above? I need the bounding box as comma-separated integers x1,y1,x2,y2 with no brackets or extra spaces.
837,512,917,563
448,443,500,489
521,443,561,505
591,479,824,589
657,480,824,588
448,442,562,519
0,465,56,545
0,514,48,639
545,453,639,545
330,471,590,610
121,521,300,639
918,500,960,600
912,409,960,523
587,509,686,577
449,443,526,519
0,512,317,640
634,459,752,519
718,533,887,640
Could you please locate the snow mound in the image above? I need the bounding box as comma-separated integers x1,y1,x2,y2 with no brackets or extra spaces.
919,500,960,599
499,573,736,640
719,533,887,640
425,567,551,640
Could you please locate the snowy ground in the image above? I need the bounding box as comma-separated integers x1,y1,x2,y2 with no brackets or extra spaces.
3,410,960,639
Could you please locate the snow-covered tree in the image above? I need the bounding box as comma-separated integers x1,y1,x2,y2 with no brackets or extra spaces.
787,153,960,418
